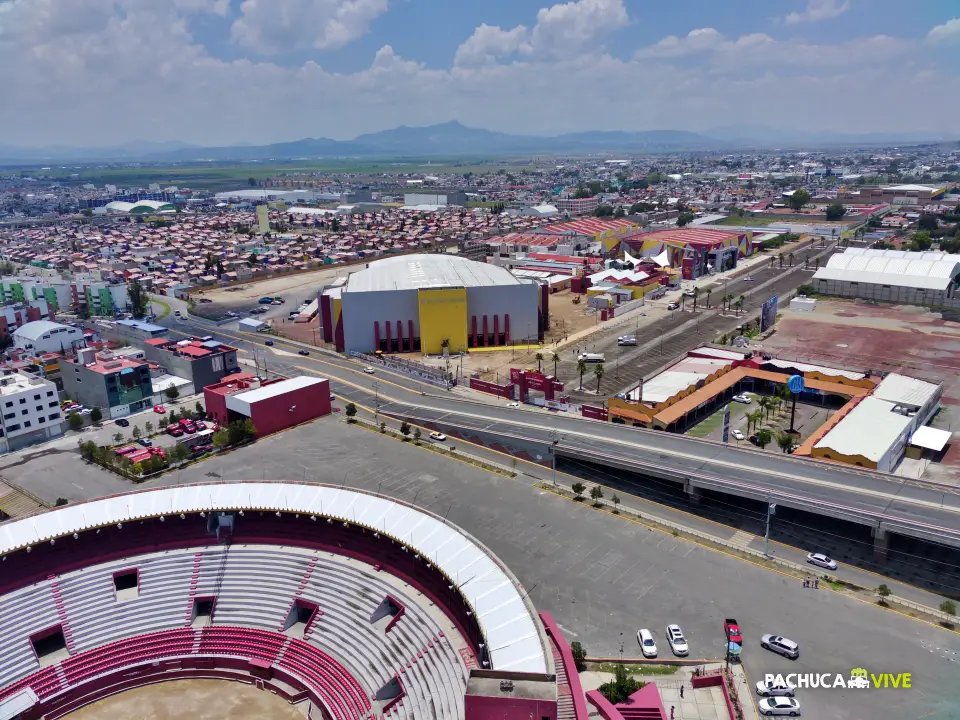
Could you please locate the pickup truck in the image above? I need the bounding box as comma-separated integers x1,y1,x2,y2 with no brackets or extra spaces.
724,618,743,645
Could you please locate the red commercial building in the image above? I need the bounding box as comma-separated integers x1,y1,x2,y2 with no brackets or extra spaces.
204,375,331,437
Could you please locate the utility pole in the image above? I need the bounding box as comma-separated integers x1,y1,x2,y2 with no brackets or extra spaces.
372,381,380,423
764,496,775,557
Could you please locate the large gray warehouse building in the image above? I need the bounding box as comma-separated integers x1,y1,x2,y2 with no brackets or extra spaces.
320,254,547,355
812,248,960,307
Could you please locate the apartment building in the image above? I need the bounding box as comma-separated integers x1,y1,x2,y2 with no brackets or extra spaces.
555,196,599,216
142,338,240,391
0,371,63,453
61,350,154,419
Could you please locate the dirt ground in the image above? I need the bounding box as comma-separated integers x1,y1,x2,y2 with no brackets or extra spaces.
65,679,305,720
194,266,346,307
760,298,960,482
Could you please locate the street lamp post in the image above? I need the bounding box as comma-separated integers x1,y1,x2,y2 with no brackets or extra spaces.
372,381,380,423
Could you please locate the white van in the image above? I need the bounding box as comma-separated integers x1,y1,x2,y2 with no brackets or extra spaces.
617,335,637,346
578,353,605,363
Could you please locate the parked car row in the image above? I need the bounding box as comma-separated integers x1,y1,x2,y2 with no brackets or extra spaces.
635,624,689,658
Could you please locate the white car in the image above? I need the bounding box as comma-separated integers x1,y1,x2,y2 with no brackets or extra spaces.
756,679,796,697
636,629,657,658
507,402,520,408
665,624,688,656
758,696,801,716
429,432,446,441
617,336,637,346
732,394,752,404
732,429,745,441
806,553,837,571
363,367,375,374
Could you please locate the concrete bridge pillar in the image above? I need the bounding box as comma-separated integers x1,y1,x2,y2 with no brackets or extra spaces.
685,480,702,505
872,526,889,562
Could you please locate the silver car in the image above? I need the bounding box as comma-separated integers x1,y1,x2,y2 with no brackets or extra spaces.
758,696,801,716
665,624,688,656
756,679,796,697
761,634,799,660
806,552,837,571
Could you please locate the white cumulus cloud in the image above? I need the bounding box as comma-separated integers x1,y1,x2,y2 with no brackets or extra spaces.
454,0,627,66
785,0,851,24
927,18,960,44
231,0,388,55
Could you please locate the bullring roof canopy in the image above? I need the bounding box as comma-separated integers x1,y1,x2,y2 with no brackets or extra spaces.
346,254,526,293
0,481,548,674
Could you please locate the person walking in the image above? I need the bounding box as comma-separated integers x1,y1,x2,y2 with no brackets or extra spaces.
680,684,685,699
670,706,675,720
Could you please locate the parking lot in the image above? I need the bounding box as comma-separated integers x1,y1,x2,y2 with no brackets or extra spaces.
3,415,958,719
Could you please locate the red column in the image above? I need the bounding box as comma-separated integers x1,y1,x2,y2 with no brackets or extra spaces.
374,321,380,350
472,316,478,348
409,320,415,352
493,315,499,346
482,315,488,347
504,314,510,344
385,319,391,352
396,320,403,353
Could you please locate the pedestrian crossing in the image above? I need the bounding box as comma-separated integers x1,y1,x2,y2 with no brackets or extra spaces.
728,529,756,551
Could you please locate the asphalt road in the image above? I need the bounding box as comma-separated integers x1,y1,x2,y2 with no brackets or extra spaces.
556,242,837,399
156,312,960,554
23,415,959,720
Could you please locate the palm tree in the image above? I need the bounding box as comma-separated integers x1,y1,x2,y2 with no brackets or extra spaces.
737,295,745,315
551,352,560,377
750,408,764,431
535,352,543,373
776,431,795,453
705,289,712,309
757,397,772,424
743,412,754,434
577,358,587,390
788,252,795,267
692,286,701,311
594,362,605,394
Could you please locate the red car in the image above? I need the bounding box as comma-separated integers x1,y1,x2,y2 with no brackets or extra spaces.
724,618,743,645
167,425,183,437
179,419,196,433
153,405,166,414
194,420,207,431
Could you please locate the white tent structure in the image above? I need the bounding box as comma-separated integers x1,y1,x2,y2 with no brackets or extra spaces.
812,248,960,306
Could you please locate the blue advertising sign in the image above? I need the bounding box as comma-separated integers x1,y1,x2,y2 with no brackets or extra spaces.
788,374,805,395
760,295,779,332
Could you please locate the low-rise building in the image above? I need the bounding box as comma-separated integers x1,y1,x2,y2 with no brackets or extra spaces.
203,375,331,437
142,338,239,390
555,196,599,216
61,352,154,419
12,320,84,355
0,371,63,452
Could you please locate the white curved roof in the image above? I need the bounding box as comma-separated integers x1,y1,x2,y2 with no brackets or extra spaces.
0,482,548,674
346,254,528,292
813,249,960,291
12,320,74,341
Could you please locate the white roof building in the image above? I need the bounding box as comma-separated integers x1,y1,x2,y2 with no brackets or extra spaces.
345,254,528,293
813,249,960,292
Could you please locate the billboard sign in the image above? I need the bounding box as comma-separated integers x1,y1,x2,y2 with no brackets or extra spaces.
760,295,779,333
721,403,731,443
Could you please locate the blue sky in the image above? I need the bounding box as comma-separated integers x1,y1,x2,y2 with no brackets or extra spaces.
1,0,958,146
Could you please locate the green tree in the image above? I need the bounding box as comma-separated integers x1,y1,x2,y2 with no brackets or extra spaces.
113,432,123,444
165,385,180,401
144,421,153,434
248,177,257,187
940,599,957,617
242,418,256,440
413,427,422,444
598,664,644,705
825,203,846,221
171,444,189,465
787,189,811,211
917,214,939,232
692,286,700,311
400,421,411,439
756,428,772,449
594,362,605,393
158,416,168,429
571,481,586,500
128,278,149,319
594,205,614,217
55,497,69,506
775,431,794,453
551,352,560,377
87,407,102,424
344,402,357,422
876,584,891,605
611,494,621,514
677,211,695,227
131,462,144,476
248,252,259,266
590,485,604,506
380,421,387,433
535,352,543,373
570,641,587,672
577,358,587,390
910,230,932,251
195,401,204,416
132,425,142,440
213,429,230,449
68,412,83,432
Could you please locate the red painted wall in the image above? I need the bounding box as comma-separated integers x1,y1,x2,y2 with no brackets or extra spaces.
465,693,557,720
469,378,515,399
248,379,331,436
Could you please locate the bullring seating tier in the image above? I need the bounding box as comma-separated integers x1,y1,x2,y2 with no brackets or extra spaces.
0,544,470,720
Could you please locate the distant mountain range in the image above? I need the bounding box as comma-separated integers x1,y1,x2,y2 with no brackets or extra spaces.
1,121,955,164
